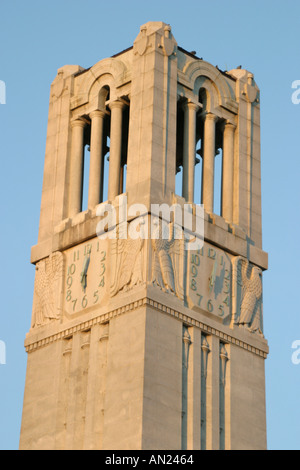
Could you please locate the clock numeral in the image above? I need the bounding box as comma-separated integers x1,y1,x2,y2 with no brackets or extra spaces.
66,276,73,288
93,290,99,304
82,295,88,309
73,250,79,262
191,264,198,277
224,269,231,281
190,278,197,291
207,299,213,313
196,293,203,307
191,254,200,266
223,280,230,294
84,244,92,256
68,264,76,276
99,263,106,276
66,290,72,302
100,250,106,262
223,295,230,307
72,299,77,311
99,277,105,288
218,304,224,317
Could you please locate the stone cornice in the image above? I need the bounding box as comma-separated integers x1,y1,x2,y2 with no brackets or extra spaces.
31,206,268,270
24,295,268,359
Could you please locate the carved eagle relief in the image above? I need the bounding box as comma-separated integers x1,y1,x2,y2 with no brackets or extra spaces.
31,252,64,328
110,220,145,297
232,256,263,335
151,218,185,300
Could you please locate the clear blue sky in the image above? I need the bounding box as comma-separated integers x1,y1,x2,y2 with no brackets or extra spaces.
0,0,299,450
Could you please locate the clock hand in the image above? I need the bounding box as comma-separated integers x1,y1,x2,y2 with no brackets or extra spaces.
80,255,90,292
209,259,218,294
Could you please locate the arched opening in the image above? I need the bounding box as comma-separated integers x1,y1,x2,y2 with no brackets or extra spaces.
214,149,222,216
213,120,224,216
104,92,130,201
194,139,203,205
120,99,130,194
68,73,131,217
81,122,91,211
99,86,111,204
175,99,184,197
72,85,112,213
100,88,110,203
175,96,203,203
195,88,206,205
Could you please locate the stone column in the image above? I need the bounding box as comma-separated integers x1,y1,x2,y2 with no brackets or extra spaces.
222,122,236,223
182,102,199,203
88,110,105,209
69,118,86,217
108,100,125,201
202,113,218,214
222,122,235,222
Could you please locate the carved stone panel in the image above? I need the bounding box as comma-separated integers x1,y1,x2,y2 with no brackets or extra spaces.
150,219,185,300
110,220,146,297
31,252,64,328
232,256,263,335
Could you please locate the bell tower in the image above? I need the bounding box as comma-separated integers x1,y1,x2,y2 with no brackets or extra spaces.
20,22,269,450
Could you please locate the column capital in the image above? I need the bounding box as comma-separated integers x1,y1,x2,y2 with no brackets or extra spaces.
89,109,106,120
203,112,218,123
183,100,200,113
70,117,87,129
224,121,236,132
108,99,127,111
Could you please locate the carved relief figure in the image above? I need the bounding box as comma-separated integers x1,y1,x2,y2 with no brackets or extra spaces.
31,252,64,328
232,256,263,335
151,218,185,300
110,219,145,297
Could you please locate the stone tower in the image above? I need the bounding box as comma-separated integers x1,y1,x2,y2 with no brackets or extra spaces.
20,22,269,450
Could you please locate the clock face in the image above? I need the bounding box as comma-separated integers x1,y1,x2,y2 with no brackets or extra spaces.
63,238,108,316
187,242,231,321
